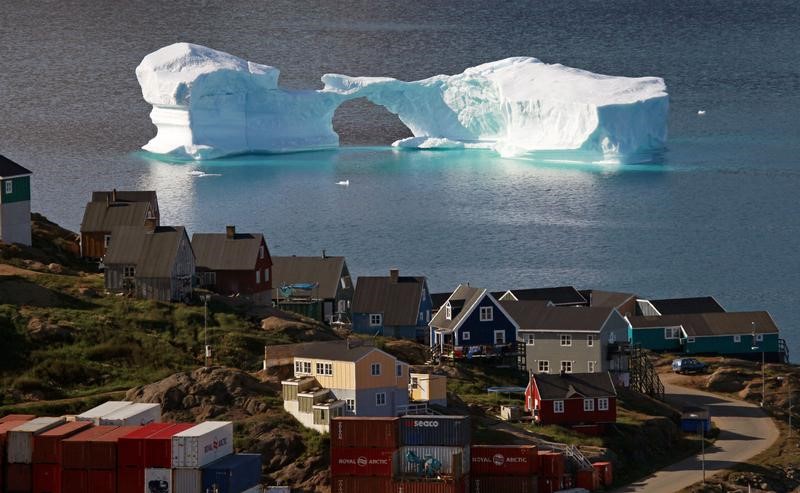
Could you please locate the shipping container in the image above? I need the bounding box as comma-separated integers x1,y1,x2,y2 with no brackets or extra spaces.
331,447,395,477
88,469,116,493
0,415,35,424
61,469,87,493
7,417,66,464
76,401,133,424
330,476,393,493
202,453,262,493
575,468,600,492
32,421,93,464
592,461,613,486
33,462,61,493
330,417,399,449
0,420,29,461
145,468,172,493
537,451,565,478
393,477,467,493
242,487,263,493
172,421,233,469
399,416,470,447
173,467,201,493
99,403,161,426
118,423,174,468
396,446,469,478
537,476,559,493
470,445,538,476
471,476,538,493
61,426,118,469
145,423,195,468
117,465,144,493
265,487,289,493
7,463,32,493
86,426,138,469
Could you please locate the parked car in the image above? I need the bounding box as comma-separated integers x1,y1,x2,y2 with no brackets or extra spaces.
672,357,708,374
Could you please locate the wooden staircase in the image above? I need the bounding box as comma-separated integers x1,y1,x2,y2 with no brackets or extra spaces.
629,344,665,400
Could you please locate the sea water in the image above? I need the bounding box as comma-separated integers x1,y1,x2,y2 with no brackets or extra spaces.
1,0,798,358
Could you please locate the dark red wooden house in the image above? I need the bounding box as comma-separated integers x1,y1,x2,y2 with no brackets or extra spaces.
525,371,617,433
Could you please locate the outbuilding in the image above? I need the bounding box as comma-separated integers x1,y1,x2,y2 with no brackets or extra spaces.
525,371,617,433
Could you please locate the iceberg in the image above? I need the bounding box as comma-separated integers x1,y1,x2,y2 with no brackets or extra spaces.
137,43,668,162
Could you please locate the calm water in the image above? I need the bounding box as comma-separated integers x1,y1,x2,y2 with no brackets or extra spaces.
1,1,798,359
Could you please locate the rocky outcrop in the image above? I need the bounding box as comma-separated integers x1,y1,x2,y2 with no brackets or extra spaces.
705,368,749,393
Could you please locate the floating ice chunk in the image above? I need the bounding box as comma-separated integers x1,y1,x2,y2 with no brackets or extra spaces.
697,110,706,115
392,137,466,149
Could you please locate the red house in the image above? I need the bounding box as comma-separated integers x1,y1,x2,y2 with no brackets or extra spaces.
525,372,617,433
192,226,272,303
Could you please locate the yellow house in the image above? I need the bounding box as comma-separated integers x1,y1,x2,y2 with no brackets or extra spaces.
410,372,448,407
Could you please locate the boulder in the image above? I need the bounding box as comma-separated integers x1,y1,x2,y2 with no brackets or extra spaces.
706,368,747,393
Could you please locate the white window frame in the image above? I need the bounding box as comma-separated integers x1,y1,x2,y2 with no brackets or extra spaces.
587,334,594,347
123,266,136,278
494,330,506,345
462,331,471,341
733,335,741,343
560,334,572,347
561,361,573,373
538,360,550,373
524,333,535,345
256,270,261,284
295,360,312,376
371,363,381,376
553,400,564,413
375,392,386,406
369,314,382,326
756,334,764,342
665,327,680,340
583,398,595,412
316,362,332,376
687,337,696,343
345,399,355,413
445,303,452,320
5,180,12,194
588,361,597,373
598,397,609,411
479,306,494,321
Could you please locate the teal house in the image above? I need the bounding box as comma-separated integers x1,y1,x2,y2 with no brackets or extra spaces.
0,155,32,246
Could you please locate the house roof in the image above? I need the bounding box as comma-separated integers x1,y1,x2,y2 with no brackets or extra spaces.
430,292,451,311
581,290,636,309
532,372,617,400
266,340,391,363
192,232,266,271
91,190,157,205
649,297,726,315
492,286,587,306
352,275,426,326
271,255,347,300
0,155,32,178
628,311,779,336
104,226,190,278
80,201,153,233
502,301,614,333
429,284,485,332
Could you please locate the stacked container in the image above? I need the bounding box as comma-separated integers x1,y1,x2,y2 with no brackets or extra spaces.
61,425,118,493
85,426,138,493
469,445,539,493
116,423,174,493
396,415,471,487
201,453,262,493
0,419,32,492
172,421,234,493
592,461,613,487
330,417,399,491
536,451,566,493
31,420,93,493
6,417,66,493
98,403,161,427
76,402,133,425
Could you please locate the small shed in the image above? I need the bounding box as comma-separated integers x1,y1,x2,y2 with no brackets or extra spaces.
680,406,711,434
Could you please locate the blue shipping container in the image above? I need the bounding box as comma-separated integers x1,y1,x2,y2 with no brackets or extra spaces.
399,415,471,446
202,453,262,493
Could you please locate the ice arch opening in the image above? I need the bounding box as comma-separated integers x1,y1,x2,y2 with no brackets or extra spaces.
332,97,412,146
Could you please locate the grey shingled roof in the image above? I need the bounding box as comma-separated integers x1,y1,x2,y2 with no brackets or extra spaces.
352,275,425,326
104,226,189,278
581,290,636,309
533,372,617,400
267,340,382,363
502,301,613,333
0,155,32,178
628,311,779,336
80,201,152,233
429,284,484,333
492,286,587,306
271,256,347,300
649,297,725,315
192,232,266,271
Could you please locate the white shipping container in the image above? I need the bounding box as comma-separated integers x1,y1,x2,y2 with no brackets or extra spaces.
265,487,289,493
77,400,133,424
172,468,201,493
7,417,66,464
396,445,470,477
172,421,234,468
99,402,161,426
145,468,172,493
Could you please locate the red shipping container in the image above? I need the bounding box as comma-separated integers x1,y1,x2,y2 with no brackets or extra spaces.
61,426,118,469
33,463,61,493
117,466,144,493
33,421,93,464
61,469,87,493
471,476,538,493
117,423,173,468
331,476,393,493
593,461,613,486
538,476,559,493
330,417,399,449
86,426,138,469
331,447,395,477
144,422,195,468
88,469,116,493
576,468,600,492
393,478,467,493
0,415,35,424
537,451,565,478
470,445,538,476
7,463,32,493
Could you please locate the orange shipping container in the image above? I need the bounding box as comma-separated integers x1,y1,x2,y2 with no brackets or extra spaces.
330,417,399,449
32,421,93,464
593,461,613,486
0,415,35,424
61,426,118,469
576,468,600,492
331,476,393,493
86,426,138,469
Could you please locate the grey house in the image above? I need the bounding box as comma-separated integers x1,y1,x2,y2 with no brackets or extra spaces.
501,300,630,375
104,225,195,302
272,254,354,323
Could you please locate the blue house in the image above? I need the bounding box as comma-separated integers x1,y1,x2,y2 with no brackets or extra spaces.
351,269,433,342
429,284,519,357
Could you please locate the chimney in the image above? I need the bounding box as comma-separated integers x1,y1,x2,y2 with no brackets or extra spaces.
390,268,399,283
111,188,117,203
226,225,235,238
322,249,327,259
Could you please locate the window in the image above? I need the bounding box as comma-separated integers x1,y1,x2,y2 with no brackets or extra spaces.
733,335,741,343
426,310,431,322
411,377,419,388
598,398,609,411
553,400,564,413
560,334,572,347
687,337,696,343
5,181,12,194
480,306,494,321
340,276,352,289
104,234,112,248
561,361,573,373
538,360,550,373
294,360,311,375
338,300,347,314
259,245,265,259
756,334,763,342
583,398,595,412
665,327,680,339
376,392,386,406
524,333,535,345
346,399,355,413
123,266,136,278
445,303,452,320
316,362,332,376
494,330,506,345
256,270,261,284
263,268,269,282
370,314,382,326
371,363,381,376
587,334,594,347
462,331,471,341
396,364,403,377
588,361,597,373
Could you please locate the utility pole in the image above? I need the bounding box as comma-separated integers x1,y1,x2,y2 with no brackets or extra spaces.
699,420,705,485
201,294,212,367
751,322,765,407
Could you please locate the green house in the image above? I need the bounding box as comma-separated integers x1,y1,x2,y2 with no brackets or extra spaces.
0,155,32,246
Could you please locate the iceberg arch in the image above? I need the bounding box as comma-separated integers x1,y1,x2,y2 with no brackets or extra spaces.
137,43,669,162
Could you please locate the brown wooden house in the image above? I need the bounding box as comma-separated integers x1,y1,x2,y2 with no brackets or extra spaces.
80,190,159,259
191,226,273,303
